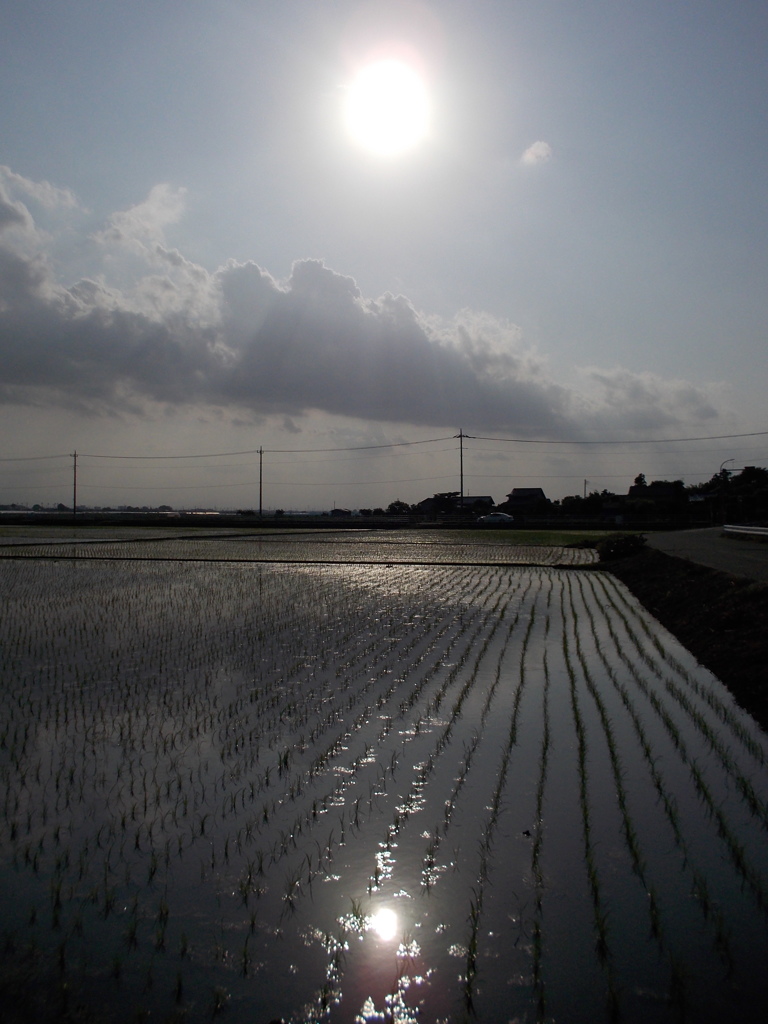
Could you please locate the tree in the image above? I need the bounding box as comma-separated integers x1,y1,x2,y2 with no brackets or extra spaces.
432,492,460,515
386,500,411,516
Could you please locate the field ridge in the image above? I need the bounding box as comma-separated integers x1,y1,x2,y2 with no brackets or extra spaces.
606,546,768,733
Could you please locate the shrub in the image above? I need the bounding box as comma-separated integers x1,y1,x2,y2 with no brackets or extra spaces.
596,533,647,561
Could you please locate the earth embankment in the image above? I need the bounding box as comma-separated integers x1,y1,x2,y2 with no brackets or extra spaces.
606,544,768,733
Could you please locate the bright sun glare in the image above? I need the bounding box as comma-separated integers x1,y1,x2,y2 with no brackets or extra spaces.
344,59,429,157
370,907,398,941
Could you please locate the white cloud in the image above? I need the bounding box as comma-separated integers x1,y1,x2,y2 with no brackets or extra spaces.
0,185,33,235
521,140,553,166
0,165,79,210
93,184,187,248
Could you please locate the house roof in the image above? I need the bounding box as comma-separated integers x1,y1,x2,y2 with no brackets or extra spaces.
505,487,547,501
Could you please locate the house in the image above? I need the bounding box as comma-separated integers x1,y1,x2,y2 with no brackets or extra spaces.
501,487,549,515
414,493,494,518
458,495,495,513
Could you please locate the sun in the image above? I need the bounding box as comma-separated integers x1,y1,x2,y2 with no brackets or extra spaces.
344,59,430,158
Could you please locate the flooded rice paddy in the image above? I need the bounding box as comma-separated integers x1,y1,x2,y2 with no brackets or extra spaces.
0,531,767,1023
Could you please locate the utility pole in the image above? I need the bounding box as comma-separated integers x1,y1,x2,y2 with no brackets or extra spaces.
456,429,465,509
584,479,587,499
258,446,263,518
718,459,733,524
72,451,78,518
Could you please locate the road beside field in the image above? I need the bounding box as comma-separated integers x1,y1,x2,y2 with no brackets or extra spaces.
646,526,768,582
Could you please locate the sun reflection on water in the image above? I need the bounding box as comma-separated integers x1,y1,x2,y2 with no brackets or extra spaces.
370,906,398,941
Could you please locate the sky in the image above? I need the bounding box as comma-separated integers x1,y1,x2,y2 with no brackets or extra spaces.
1,0,767,511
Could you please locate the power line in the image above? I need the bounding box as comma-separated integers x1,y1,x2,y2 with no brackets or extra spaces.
469,429,768,445
264,437,454,454
0,454,69,462
78,473,457,493
466,442,768,457
4,429,766,463
77,437,454,460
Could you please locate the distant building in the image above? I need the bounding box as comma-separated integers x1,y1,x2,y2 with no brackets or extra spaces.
414,494,494,517
458,495,495,512
501,487,549,515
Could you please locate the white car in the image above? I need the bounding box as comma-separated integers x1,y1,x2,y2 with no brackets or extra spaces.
477,512,514,524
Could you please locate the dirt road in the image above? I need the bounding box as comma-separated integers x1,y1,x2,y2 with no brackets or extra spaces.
646,526,768,582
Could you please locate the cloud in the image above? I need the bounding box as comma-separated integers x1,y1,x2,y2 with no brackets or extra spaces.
521,140,552,166
93,183,187,248
212,259,582,433
0,165,79,210
0,187,33,234
581,367,720,430
0,173,726,440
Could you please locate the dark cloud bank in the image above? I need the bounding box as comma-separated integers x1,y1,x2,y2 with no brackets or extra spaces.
0,177,721,439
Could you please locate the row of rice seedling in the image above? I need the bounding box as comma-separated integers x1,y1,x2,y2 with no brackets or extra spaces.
553,571,768,1018
570,573,737,970
1,553,520,1020
418,578,539,899
559,580,621,1017
529,637,551,1020
226,565,531,1019
567,573,696,1021
1,541,767,1022
592,573,768,827
291,572,546,1022
458,587,541,1017
593,571,766,770
378,565,768,1024
583,574,768,921
0,530,598,566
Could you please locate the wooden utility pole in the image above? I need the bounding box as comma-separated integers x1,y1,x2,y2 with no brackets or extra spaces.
457,429,465,508
72,451,78,517
258,446,263,518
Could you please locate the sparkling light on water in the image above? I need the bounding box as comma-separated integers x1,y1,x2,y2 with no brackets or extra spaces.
370,907,398,942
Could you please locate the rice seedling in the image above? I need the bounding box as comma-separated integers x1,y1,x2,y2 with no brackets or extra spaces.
0,534,766,1022
560,579,624,1015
